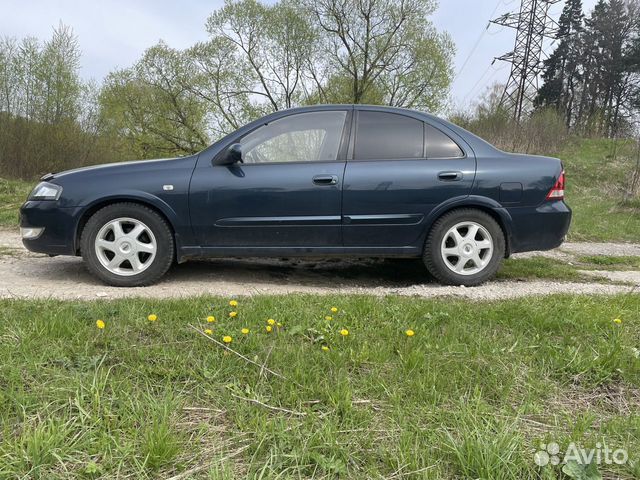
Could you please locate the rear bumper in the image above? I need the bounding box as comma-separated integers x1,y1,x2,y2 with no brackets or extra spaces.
507,201,571,254
20,201,81,255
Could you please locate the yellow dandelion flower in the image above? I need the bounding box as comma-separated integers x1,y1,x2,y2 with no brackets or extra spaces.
405,329,415,337
267,318,276,326
147,314,157,322
613,318,622,324
204,329,213,335
266,325,273,333
340,329,349,337
321,345,329,351
229,311,238,318
277,322,282,327
325,316,333,321
96,319,105,329
207,316,216,323
229,300,238,307
241,328,250,335
223,335,232,343
330,307,338,313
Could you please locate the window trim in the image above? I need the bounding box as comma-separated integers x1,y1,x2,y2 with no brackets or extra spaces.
212,109,352,167
350,109,427,162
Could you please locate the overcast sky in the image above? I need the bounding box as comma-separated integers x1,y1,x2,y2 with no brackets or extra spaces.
1,0,600,111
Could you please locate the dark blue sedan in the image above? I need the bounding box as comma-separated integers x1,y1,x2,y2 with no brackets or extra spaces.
20,105,571,287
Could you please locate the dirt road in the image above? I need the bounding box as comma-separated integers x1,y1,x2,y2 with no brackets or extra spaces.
1,228,638,301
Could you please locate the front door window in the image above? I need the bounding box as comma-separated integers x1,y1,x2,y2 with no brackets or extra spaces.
240,111,347,164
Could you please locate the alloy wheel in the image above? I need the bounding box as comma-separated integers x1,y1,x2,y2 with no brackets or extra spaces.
440,221,494,276
94,217,157,276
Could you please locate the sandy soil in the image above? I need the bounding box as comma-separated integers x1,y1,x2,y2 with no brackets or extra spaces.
0,228,638,301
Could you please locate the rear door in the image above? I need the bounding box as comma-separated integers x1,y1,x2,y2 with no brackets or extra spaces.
342,109,476,248
189,110,350,249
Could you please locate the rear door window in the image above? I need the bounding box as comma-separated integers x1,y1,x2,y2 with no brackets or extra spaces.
354,111,424,160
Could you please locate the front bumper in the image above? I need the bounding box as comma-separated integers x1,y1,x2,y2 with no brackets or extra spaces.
20,201,82,256
507,201,572,254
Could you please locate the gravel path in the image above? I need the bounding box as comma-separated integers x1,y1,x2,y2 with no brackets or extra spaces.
1,228,638,301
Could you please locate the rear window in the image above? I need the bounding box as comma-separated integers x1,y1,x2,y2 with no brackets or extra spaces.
354,111,424,160
425,124,464,159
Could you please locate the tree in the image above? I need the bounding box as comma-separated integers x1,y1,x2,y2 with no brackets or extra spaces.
576,0,638,135
100,42,210,158
0,24,112,178
304,0,453,109
536,0,640,137
535,0,583,128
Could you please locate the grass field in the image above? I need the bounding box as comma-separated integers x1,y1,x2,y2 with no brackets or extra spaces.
0,294,638,479
2,138,639,243
560,138,640,242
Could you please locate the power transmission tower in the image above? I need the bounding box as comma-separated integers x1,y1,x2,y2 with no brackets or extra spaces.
491,0,561,123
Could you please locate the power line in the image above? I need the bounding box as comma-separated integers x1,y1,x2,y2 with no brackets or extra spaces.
491,0,561,123
453,0,506,83
461,63,509,106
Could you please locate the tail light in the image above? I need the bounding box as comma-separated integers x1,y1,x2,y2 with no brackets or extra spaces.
546,170,565,200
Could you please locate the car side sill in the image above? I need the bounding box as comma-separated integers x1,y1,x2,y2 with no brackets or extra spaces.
179,245,421,260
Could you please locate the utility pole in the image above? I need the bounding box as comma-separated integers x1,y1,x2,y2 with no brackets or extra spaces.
492,0,561,123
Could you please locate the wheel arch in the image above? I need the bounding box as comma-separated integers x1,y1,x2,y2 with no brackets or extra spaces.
423,196,514,257
74,195,179,256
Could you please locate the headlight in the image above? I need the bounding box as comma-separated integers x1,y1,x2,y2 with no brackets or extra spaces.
29,182,63,201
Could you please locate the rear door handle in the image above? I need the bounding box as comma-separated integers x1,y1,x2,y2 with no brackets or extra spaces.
438,171,463,181
313,174,338,186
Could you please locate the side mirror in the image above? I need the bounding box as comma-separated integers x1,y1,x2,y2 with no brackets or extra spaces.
215,143,243,165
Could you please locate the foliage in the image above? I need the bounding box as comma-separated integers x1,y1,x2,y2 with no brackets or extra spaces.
451,84,569,155
304,0,454,109
99,42,210,159
0,25,128,179
536,0,640,137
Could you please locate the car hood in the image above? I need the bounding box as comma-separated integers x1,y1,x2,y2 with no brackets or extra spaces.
44,157,186,181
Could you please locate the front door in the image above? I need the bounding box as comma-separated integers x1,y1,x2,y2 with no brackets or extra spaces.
189,110,349,250
342,109,476,249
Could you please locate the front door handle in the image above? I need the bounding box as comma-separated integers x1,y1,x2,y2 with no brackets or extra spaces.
438,171,463,181
313,174,338,186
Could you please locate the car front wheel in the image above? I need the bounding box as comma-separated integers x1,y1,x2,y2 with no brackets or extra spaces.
80,203,174,287
423,209,505,286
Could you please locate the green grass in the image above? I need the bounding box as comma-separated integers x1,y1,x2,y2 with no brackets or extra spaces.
0,177,31,228
0,294,638,479
498,255,640,283
577,255,640,269
561,138,640,242
498,257,592,282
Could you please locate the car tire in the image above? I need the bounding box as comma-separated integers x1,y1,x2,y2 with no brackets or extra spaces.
80,203,174,287
423,208,505,286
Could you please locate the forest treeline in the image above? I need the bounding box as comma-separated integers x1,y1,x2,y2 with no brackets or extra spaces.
0,0,639,179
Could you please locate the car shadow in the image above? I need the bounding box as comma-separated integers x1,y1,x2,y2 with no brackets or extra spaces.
12,254,435,289
163,257,434,288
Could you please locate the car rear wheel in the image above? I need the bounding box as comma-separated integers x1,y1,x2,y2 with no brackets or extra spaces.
423,209,505,286
81,203,174,287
